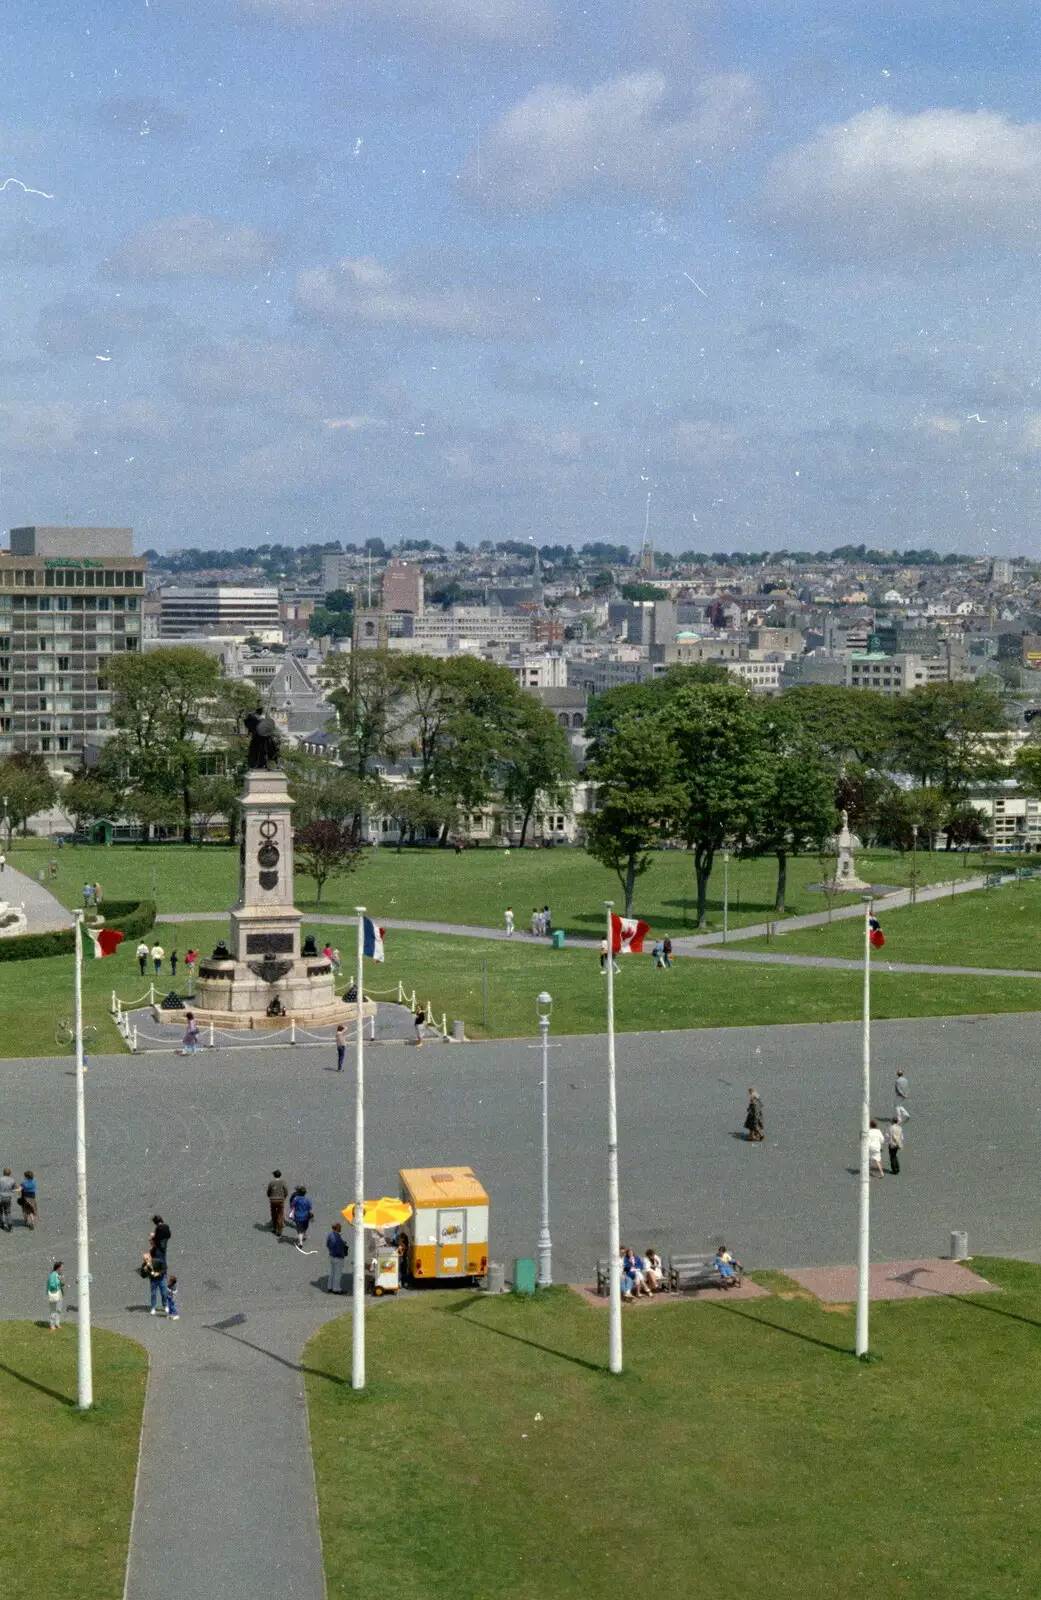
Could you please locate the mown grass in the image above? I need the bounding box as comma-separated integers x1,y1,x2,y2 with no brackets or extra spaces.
741,874,1041,970
5,838,1001,936
4,918,1040,1055
306,1258,1041,1600
0,1324,147,1598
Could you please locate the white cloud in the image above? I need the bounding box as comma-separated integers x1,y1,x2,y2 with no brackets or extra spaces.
104,213,277,279
766,106,1041,255
295,257,530,339
238,0,553,46
462,70,758,211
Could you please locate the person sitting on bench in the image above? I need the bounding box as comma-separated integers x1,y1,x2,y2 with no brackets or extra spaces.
714,1245,740,1281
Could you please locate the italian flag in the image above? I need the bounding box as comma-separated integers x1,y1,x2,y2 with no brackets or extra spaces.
84,925,125,959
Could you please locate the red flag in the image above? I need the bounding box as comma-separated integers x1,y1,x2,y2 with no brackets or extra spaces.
611,913,650,954
85,926,125,959
868,917,885,949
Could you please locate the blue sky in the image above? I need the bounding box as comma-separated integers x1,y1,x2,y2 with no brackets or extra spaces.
2,0,1040,556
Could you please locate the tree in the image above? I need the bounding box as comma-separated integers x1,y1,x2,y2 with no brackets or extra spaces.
584,713,683,913
777,685,895,769
319,650,406,783
62,770,122,840
0,753,58,841
294,819,364,904
888,682,1010,803
660,684,773,928
427,660,530,841
585,665,731,752
752,737,837,911
501,698,575,845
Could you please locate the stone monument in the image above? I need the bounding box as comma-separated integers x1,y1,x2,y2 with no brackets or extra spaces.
0,898,28,938
822,809,872,894
155,710,359,1029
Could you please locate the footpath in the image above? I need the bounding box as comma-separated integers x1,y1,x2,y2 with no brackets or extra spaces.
0,862,75,933
158,873,1041,981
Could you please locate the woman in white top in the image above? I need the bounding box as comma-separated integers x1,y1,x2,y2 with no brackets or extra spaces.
867,1120,885,1176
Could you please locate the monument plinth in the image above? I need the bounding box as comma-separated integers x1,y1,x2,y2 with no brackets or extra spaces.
821,809,872,894
155,712,368,1030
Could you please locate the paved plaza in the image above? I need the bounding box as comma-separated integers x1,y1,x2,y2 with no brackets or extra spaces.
3,1012,1041,1598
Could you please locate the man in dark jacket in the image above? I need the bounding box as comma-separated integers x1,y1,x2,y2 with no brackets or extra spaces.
267,1171,288,1236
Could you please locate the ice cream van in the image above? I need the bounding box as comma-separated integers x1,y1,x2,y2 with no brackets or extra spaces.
399,1166,489,1285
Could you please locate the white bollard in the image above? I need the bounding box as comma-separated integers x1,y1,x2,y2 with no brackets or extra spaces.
369,1011,375,1041
111,989,116,1012
131,1025,138,1050
290,1018,297,1045
149,982,155,1005
209,1021,215,1047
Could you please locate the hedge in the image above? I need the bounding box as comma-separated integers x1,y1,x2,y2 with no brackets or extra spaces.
0,899,156,962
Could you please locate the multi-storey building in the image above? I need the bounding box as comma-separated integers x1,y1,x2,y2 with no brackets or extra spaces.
381,558,424,615
158,586,282,642
0,526,145,774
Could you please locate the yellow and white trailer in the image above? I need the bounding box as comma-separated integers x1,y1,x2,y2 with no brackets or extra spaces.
399,1166,489,1284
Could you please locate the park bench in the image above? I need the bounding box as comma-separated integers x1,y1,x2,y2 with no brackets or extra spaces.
594,1258,665,1296
668,1253,742,1292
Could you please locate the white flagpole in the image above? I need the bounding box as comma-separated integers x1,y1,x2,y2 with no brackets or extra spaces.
604,901,622,1374
855,899,872,1359
74,911,93,1408
351,906,366,1391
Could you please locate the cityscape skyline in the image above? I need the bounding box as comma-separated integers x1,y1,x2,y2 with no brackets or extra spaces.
3,0,1040,556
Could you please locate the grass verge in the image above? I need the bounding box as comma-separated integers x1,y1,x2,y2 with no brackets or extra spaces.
0,1324,147,1598
305,1258,1041,1600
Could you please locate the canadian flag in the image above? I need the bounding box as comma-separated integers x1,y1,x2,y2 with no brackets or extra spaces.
84,926,125,959
611,913,650,954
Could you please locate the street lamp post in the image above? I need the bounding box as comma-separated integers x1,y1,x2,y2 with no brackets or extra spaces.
536,990,553,1288
722,850,730,943
911,824,919,906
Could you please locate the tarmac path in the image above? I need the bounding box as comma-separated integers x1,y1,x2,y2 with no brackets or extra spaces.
0,860,75,933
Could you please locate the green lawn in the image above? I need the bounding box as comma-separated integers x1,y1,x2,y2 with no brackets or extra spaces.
0,1324,147,1598
5,839,999,937
741,875,1041,970
4,920,1041,1055
305,1258,1041,1600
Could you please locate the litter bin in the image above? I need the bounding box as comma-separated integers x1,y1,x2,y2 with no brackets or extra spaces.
452,1019,465,1041
551,928,565,949
483,1261,506,1294
512,1257,537,1295
949,1230,969,1261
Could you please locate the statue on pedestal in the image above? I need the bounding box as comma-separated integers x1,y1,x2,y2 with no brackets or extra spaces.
824,809,871,893
243,709,282,771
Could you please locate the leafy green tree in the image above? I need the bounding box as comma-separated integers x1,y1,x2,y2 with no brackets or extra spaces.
319,649,406,782
751,737,837,911
427,660,529,841
888,682,1010,799
309,608,354,640
584,713,683,913
501,698,574,846
62,770,122,839
0,753,58,841
660,684,773,928
585,665,731,751
776,685,896,769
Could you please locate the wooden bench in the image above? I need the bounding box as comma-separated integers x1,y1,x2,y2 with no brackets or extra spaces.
668,1253,743,1292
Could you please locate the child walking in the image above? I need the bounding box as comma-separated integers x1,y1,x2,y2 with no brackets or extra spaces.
165,1275,180,1320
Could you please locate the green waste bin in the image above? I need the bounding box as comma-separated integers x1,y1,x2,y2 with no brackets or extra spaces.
512,1257,537,1295
551,928,565,949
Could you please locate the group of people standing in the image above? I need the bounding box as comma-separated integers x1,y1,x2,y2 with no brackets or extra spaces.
502,905,552,937
82,881,103,907
140,1213,179,1319
0,1167,37,1230
136,941,198,980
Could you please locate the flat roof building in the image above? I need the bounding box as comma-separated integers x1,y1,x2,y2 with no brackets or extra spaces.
158,586,282,642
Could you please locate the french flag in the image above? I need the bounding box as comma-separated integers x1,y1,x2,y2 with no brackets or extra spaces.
84,925,125,959
611,913,650,955
363,916,385,962
868,916,885,949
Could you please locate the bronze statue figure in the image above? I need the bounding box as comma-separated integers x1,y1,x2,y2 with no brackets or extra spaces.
243,708,282,770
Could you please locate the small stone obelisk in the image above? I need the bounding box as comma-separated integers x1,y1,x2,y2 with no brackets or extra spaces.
824,809,872,893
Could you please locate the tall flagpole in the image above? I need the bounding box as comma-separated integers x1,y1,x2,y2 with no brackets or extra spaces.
351,906,366,1391
604,901,622,1374
73,911,93,1408
855,898,872,1359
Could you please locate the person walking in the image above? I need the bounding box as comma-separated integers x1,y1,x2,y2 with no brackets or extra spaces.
184,949,197,987
894,1068,911,1123
888,1119,904,1175
150,1214,171,1263
868,1120,885,1177
19,1170,37,1229
267,1170,288,1236
662,936,673,969
335,1023,347,1071
170,949,178,978
165,1275,180,1320
744,1088,764,1142
0,851,5,872
150,941,165,976
652,939,666,969
49,858,57,879
47,1261,66,1330
599,936,620,975
331,947,342,976
179,1012,199,1055
0,1168,18,1231
326,1222,347,1292
136,940,150,977
290,1186,314,1251
93,882,102,908
83,881,94,907
542,905,552,936
413,1006,427,1047
504,906,514,937
147,1251,170,1316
